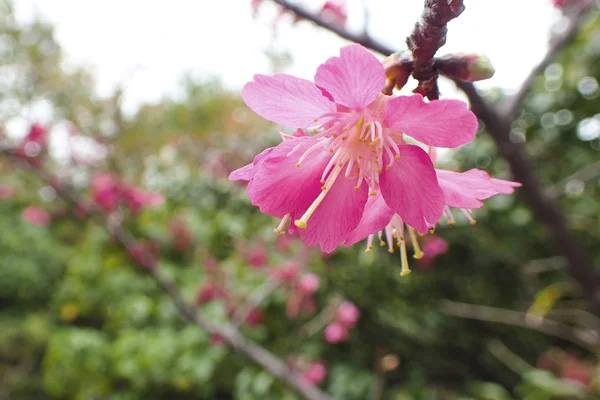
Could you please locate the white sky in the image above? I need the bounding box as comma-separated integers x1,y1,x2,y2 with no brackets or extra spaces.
13,0,559,115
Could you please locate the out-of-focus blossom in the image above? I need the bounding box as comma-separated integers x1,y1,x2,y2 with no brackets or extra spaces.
298,273,320,295
91,174,121,211
303,362,327,385
122,186,164,214
128,240,160,269
417,236,449,268
319,1,347,26
16,124,49,165
245,247,268,268
552,0,585,9
168,217,193,251
335,301,359,328
91,174,164,213
324,322,348,343
272,262,301,282
21,206,50,226
245,308,264,327
210,334,226,347
231,44,477,254
195,283,221,305
0,184,16,199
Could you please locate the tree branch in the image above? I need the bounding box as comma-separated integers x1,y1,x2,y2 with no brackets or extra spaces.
407,0,465,99
456,80,600,316
502,0,597,119
271,0,394,56
3,151,333,400
441,300,599,349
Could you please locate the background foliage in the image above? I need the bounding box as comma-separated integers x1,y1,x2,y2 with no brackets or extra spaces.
1,1,600,399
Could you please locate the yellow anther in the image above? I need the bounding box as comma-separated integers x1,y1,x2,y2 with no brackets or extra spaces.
388,248,395,254
380,241,386,247
313,117,318,122
399,239,412,277
449,220,456,225
369,190,377,196
333,133,338,138
273,214,291,235
321,186,327,191
343,127,348,131
329,149,334,153
354,186,361,191
313,129,318,134
294,220,307,229
395,155,401,160
342,137,348,141
320,179,325,184
386,165,391,170
470,219,477,226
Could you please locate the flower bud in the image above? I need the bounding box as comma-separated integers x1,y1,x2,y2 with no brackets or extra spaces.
298,273,320,295
335,301,359,328
324,322,348,343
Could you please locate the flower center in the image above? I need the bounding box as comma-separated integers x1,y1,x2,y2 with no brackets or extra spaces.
292,111,402,230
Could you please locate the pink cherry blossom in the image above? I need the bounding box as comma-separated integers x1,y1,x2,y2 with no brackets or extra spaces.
335,301,359,328
344,169,520,275
324,322,348,343
21,206,50,226
303,363,327,385
91,174,121,211
298,273,320,295
122,185,164,214
231,44,478,253
319,1,347,26
417,236,449,268
0,184,16,199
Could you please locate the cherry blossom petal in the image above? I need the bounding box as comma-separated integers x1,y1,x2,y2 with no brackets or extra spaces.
242,74,336,127
344,193,393,246
379,145,444,233
314,44,385,111
384,94,478,148
436,169,521,209
297,176,369,253
248,138,329,218
229,147,275,181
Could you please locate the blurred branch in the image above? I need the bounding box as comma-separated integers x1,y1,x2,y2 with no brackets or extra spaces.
502,0,597,119
232,275,281,327
407,0,465,99
1,151,333,400
441,300,599,349
486,340,532,375
271,0,394,55
523,256,567,276
546,159,600,199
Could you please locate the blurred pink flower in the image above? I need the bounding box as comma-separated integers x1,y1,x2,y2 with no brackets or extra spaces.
552,0,585,8
231,44,477,253
417,236,449,268
122,186,164,214
336,301,359,328
272,262,301,282
245,308,264,327
246,247,268,268
91,174,121,211
195,283,220,305
303,363,327,385
324,322,348,343
298,273,320,295
319,1,347,26
21,206,50,226
0,184,16,199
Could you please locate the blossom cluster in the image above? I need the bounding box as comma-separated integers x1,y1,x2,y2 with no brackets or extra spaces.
230,44,520,275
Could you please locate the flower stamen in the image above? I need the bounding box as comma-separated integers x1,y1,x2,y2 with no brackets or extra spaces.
274,214,291,234
294,163,344,229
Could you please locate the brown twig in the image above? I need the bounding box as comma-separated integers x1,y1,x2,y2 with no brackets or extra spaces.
456,79,600,316
502,0,597,119
271,0,394,56
2,150,333,400
441,301,599,349
407,0,465,99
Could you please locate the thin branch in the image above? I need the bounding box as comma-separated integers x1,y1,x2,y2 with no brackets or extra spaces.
406,0,465,99
502,0,597,119
441,300,600,349
3,151,333,400
271,0,394,56
456,79,600,317
232,275,281,327
546,159,600,200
